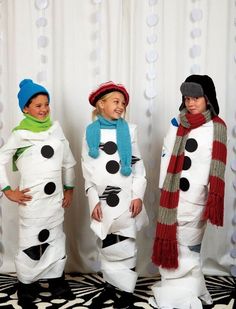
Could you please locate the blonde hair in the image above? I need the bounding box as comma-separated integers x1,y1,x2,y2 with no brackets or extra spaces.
91,91,127,121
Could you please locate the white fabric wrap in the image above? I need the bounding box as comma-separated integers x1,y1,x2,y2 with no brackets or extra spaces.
0,121,76,283
81,123,148,292
152,119,214,308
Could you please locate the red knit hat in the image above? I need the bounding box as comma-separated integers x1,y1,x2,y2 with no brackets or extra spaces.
89,81,129,106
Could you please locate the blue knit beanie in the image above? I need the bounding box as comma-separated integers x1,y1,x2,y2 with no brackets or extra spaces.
17,79,50,111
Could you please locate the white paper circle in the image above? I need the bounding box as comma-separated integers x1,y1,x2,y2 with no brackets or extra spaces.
41,54,47,63
36,17,47,27
191,8,203,22
231,231,236,243
147,262,159,275
230,248,236,258
95,11,101,23
147,33,158,44
191,64,201,74
0,101,3,113
147,67,157,80
146,50,158,63
35,0,49,10
37,71,47,82
147,14,159,27
149,0,158,5
190,45,201,58
230,265,236,276
38,36,49,48
0,137,4,148
145,85,157,99
231,159,236,172
191,28,202,38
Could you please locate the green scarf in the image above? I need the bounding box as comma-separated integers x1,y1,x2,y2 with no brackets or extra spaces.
13,113,52,132
12,114,52,171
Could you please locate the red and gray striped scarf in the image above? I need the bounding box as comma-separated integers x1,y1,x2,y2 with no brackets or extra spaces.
152,109,227,269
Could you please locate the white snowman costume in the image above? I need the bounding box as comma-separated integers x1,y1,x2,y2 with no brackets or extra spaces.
82,123,149,293
151,117,214,309
0,121,76,284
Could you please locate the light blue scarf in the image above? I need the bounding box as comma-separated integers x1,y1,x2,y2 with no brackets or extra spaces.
86,115,132,176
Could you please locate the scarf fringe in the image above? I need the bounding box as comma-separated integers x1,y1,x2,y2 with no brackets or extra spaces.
152,237,178,269
152,223,178,269
203,193,224,226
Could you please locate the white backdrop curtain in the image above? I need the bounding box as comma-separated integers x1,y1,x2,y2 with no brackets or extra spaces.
0,0,235,277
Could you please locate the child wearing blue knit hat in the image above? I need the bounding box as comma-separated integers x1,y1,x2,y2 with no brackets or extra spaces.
0,79,76,307
81,81,149,308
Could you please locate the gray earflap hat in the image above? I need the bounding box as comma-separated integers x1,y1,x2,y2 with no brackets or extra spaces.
179,74,219,115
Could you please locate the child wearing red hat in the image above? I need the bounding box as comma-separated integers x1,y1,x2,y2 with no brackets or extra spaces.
151,75,227,308
0,79,76,307
82,81,149,308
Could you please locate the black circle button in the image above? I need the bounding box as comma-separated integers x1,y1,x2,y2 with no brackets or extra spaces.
41,145,54,158
185,138,198,152
106,194,119,207
44,182,56,195
103,142,117,155
106,160,120,174
183,156,191,170
38,229,50,242
179,177,190,191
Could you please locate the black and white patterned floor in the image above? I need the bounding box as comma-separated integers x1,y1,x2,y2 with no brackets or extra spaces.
0,273,235,308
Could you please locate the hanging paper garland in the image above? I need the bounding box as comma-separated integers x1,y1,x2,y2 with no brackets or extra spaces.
91,0,102,88
189,1,204,74
35,0,49,83
145,0,159,276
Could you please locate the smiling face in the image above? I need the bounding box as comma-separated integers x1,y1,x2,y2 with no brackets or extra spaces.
98,91,126,120
184,96,207,114
23,94,50,120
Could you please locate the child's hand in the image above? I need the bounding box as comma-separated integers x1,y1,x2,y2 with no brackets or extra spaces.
62,189,73,208
91,203,102,222
130,198,142,217
4,187,32,206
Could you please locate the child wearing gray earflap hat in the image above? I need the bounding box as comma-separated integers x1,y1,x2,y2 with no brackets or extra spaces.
151,74,227,309
0,79,76,307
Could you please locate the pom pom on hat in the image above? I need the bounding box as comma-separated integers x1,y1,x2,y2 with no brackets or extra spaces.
89,81,129,107
17,79,50,111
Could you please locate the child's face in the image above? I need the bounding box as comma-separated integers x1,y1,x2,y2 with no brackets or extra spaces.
99,91,126,120
184,96,207,114
23,94,50,120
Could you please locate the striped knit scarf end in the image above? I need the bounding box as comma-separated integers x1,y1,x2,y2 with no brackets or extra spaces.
152,237,178,269
152,222,179,269
203,188,224,226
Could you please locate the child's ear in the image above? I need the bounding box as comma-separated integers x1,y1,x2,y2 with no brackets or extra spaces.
23,107,28,113
97,99,104,109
